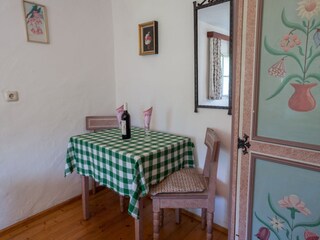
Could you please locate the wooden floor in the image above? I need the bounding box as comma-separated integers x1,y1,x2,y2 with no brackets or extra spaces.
1,190,228,240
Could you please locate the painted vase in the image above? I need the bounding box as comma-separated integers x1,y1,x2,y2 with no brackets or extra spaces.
288,83,317,112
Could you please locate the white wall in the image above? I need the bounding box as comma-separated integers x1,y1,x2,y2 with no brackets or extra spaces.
0,0,231,230
0,0,115,229
112,0,231,228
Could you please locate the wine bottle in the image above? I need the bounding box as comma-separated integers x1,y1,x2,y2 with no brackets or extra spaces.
121,102,131,139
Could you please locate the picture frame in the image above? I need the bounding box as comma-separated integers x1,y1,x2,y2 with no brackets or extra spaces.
23,1,49,44
138,21,158,55
252,0,320,150
248,154,320,240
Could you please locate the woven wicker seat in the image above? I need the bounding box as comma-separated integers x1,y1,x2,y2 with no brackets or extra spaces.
150,168,207,195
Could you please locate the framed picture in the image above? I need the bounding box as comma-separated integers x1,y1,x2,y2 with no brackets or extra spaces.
138,21,158,55
252,0,320,150
248,154,320,240
23,1,49,44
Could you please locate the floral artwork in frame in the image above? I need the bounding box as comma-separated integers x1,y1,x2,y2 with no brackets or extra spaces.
253,0,320,149
249,155,320,240
23,1,49,44
138,21,158,55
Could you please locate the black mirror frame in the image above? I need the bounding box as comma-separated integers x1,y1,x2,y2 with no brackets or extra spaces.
193,0,233,115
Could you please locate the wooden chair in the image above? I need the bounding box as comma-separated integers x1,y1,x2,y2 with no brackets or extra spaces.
85,116,125,212
151,128,220,240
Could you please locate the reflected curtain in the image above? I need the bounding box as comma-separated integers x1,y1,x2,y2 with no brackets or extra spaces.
208,37,222,100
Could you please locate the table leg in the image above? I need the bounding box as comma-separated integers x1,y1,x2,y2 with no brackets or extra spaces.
81,176,90,220
134,198,144,240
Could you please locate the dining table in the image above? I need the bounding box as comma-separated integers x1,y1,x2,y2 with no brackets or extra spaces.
64,127,195,240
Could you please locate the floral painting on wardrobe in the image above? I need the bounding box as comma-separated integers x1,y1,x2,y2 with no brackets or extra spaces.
23,1,49,43
250,157,320,240
254,0,320,148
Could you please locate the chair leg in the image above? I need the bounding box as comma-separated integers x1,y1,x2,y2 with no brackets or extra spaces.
201,208,207,229
206,211,213,240
141,197,145,208
91,178,96,195
81,176,90,220
175,208,181,224
120,195,124,212
153,199,161,240
160,209,164,227
153,210,160,240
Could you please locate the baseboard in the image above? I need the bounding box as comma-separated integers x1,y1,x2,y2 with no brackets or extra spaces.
0,195,80,235
0,186,105,235
181,209,228,235
1,188,228,237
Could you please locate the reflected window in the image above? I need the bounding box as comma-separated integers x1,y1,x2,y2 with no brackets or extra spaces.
194,0,232,112
207,32,229,101
222,55,229,96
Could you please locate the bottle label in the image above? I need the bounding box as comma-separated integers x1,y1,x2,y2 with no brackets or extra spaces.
121,120,126,135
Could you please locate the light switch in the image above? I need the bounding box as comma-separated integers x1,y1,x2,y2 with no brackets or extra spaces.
5,91,19,102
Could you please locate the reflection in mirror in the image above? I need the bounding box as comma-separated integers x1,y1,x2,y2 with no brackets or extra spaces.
194,0,232,114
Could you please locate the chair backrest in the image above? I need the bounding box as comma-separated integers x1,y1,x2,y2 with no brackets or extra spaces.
86,116,118,131
202,128,220,209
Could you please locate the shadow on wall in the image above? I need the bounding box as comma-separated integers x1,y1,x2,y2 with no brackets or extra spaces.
216,178,228,201
1,172,81,230
165,108,172,130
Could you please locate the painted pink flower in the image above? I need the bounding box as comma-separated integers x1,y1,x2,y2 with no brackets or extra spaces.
280,38,290,51
304,229,319,240
255,227,270,240
278,194,311,216
283,34,290,40
292,35,302,45
280,34,302,51
295,39,302,45
289,42,296,48
33,11,42,19
283,46,290,52
36,28,43,34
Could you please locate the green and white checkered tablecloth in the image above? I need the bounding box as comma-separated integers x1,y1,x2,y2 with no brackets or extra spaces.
65,127,195,218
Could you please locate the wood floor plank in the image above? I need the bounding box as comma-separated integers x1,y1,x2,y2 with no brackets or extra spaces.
1,189,228,240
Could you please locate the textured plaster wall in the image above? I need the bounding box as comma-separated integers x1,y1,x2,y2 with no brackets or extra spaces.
0,0,115,229
0,0,231,230
111,0,231,228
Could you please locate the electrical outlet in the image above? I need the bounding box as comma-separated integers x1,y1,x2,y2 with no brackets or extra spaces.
5,91,19,102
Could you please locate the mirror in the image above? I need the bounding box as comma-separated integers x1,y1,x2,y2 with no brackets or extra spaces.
193,0,232,114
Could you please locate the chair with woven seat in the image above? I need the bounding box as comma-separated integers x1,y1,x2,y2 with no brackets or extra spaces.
85,116,125,212
150,128,220,240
